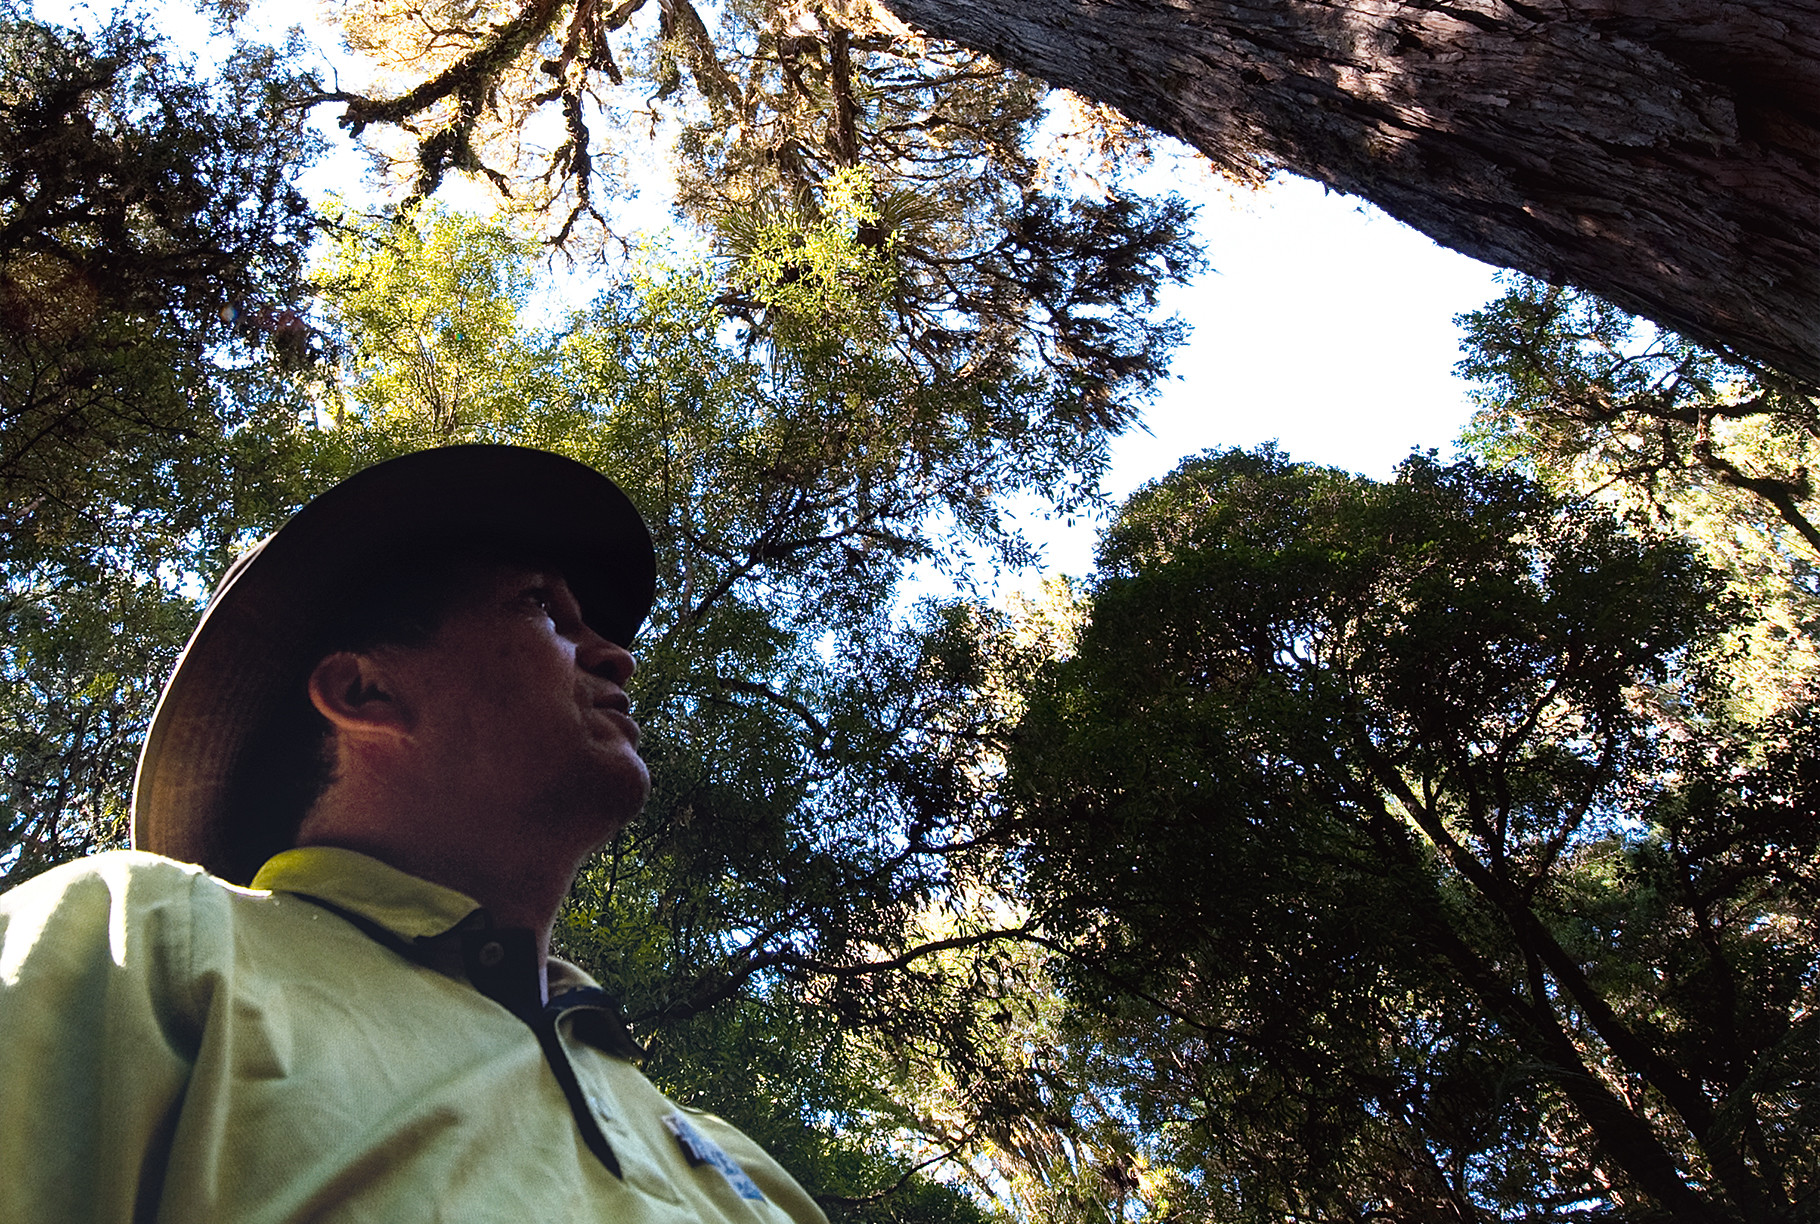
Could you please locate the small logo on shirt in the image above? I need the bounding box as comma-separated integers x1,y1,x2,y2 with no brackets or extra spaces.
663,1112,767,1202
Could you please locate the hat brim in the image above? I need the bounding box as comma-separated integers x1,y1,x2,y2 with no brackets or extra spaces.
131,445,656,881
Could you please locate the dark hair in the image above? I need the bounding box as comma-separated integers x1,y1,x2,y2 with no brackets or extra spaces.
222,540,552,882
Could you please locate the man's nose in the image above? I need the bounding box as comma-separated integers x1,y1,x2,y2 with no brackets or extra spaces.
578,628,635,685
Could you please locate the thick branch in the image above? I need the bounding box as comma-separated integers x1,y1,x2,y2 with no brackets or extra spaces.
339,0,571,135
1356,739,1780,1219
877,0,1820,387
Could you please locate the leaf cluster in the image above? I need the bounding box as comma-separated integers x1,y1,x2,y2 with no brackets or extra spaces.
1458,278,1820,716
0,6,327,880
1001,448,1814,1221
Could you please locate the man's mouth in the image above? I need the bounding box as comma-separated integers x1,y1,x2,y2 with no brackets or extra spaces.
592,695,640,745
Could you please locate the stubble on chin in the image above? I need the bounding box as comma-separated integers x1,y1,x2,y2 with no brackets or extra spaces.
602,770,651,838
515,744,648,859
579,748,652,848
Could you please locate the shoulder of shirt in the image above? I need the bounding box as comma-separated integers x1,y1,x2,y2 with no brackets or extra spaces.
0,850,294,1079
251,846,481,940
0,849,251,905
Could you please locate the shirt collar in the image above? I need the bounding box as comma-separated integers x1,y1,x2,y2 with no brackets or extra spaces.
248,846,612,999
250,845,486,941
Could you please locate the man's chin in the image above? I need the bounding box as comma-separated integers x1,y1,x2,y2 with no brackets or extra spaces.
587,755,651,838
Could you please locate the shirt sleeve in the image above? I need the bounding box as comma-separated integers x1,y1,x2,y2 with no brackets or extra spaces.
0,852,216,1223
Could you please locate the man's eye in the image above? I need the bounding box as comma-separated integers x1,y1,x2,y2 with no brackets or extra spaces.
525,588,553,612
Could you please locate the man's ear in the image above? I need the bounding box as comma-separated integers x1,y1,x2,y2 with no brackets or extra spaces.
306,651,415,740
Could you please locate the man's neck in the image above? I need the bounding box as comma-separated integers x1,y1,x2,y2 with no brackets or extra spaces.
295,815,587,996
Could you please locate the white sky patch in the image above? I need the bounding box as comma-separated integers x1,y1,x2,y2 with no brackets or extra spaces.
997,166,1505,587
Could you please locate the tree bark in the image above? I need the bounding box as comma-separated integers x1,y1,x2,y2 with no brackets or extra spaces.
875,0,1820,386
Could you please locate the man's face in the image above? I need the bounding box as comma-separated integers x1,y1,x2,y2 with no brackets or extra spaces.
377,563,650,844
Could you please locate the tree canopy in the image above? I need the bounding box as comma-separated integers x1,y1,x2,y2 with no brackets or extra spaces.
4,3,1819,1221
0,3,326,877
1001,447,1817,1221
312,0,1201,430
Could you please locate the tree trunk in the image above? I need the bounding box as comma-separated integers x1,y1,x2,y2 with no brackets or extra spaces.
876,0,1820,386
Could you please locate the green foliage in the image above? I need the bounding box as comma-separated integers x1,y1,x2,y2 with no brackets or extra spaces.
310,204,1116,1218
319,0,1204,433
1004,447,1816,1221
0,4,326,880
0,574,192,879
718,166,900,356
1457,277,1820,715
315,202,554,440
0,2,325,574
1456,279,1819,544
669,22,1205,432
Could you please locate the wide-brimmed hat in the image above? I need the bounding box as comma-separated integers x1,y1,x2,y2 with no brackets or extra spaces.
131,444,657,881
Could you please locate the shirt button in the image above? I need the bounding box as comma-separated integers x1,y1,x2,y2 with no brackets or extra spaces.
477,940,505,968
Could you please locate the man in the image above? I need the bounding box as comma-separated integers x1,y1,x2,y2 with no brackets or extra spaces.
0,445,829,1224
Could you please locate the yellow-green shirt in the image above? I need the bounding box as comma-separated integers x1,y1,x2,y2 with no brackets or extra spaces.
0,846,829,1224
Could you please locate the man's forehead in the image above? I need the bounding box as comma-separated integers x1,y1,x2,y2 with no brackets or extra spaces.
323,541,603,654
452,557,570,594
414,553,616,639
400,542,568,587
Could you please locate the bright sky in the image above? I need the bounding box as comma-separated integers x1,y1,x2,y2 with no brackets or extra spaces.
1126,174,1501,483
1009,161,1503,579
